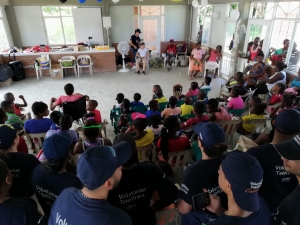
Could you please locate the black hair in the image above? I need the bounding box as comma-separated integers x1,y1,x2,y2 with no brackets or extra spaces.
50,111,62,125
122,98,131,113
133,93,141,102
216,45,222,52
254,37,260,41
237,79,245,86
116,93,125,104
31,101,48,116
59,114,73,131
191,82,198,90
149,114,161,128
149,100,158,110
194,102,204,115
153,84,161,89
231,86,242,98
0,108,7,123
282,94,296,107
169,96,177,107
283,39,289,44
83,113,99,139
207,98,219,110
3,92,13,102
160,115,180,161
256,52,265,58
205,77,212,85
235,72,244,79
184,96,192,105
89,100,98,108
64,83,74,95
133,118,148,131
248,41,254,46
42,158,65,173
155,161,175,180
0,101,12,111
252,103,267,115
0,158,9,192
113,133,138,167
275,83,285,95
201,141,228,159
276,61,287,71
156,88,163,98
196,42,201,46
198,90,206,99
251,96,262,105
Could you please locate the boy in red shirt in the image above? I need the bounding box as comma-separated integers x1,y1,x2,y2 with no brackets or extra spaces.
166,39,177,71
182,101,208,129
4,92,28,118
86,100,102,124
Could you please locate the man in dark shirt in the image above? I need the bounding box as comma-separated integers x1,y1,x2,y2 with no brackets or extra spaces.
108,133,178,225
272,134,300,225
177,122,228,224
129,28,142,65
31,132,82,218
207,151,270,225
49,142,133,225
247,109,300,213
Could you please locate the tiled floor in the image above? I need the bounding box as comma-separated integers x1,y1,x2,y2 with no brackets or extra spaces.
0,66,226,140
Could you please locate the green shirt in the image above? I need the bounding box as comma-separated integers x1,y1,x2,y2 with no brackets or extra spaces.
6,112,24,125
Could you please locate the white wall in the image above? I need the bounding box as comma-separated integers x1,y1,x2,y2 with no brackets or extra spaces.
0,6,14,48
210,4,226,48
190,6,199,42
110,6,134,43
165,5,187,41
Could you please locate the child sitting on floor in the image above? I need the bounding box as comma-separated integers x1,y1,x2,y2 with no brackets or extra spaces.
226,86,244,111
147,114,163,136
185,82,199,97
182,102,209,129
24,102,52,134
161,96,181,119
206,98,231,121
4,92,28,118
237,101,267,135
270,94,296,118
87,100,102,124
0,101,24,126
131,93,145,108
267,83,285,106
196,90,208,105
121,98,133,114
73,113,112,155
145,100,161,118
180,96,194,116
155,88,168,103
199,76,212,91
113,93,124,109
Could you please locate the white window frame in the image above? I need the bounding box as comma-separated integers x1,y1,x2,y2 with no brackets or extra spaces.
41,6,76,45
0,6,13,50
197,5,213,46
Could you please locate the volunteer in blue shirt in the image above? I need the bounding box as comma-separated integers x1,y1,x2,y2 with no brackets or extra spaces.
272,134,300,225
206,151,271,225
31,132,82,218
177,122,228,224
247,109,300,214
48,142,133,225
0,158,47,225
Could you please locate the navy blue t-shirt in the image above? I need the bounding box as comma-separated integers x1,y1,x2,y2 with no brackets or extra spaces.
247,144,298,212
49,188,132,225
24,118,53,134
130,101,145,108
213,197,270,225
31,164,82,217
0,197,47,225
8,152,40,197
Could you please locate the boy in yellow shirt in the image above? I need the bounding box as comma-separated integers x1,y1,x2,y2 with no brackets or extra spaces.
180,97,194,116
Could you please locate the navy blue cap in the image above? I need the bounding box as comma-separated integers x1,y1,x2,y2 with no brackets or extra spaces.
222,151,263,212
274,134,300,160
43,132,72,160
77,141,132,190
0,123,21,149
274,109,300,135
195,122,225,149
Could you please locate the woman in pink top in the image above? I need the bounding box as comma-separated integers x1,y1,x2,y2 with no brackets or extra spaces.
189,42,206,79
206,98,231,121
161,96,181,118
205,45,222,78
227,86,244,111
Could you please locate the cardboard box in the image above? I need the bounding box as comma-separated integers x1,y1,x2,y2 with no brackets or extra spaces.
73,45,85,52
0,78,12,87
51,65,63,79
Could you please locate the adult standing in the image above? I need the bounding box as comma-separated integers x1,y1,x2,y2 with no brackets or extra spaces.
240,37,261,67
255,61,287,95
165,39,177,71
129,29,142,68
270,39,290,65
48,142,133,225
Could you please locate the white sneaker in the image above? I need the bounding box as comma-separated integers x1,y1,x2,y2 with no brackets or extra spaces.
132,66,136,70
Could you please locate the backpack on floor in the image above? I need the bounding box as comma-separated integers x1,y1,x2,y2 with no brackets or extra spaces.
9,54,26,81
0,64,14,82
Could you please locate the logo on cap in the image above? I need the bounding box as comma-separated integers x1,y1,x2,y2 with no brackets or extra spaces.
108,146,116,157
245,179,263,194
294,135,300,145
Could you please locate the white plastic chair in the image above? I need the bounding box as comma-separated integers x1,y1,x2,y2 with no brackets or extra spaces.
241,89,257,109
167,149,192,168
59,56,77,78
26,132,46,153
35,55,51,80
137,143,155,162
243,117,269,138
205,55,221,77
213,120,241,148
156,208,181,225
77,55,93,77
